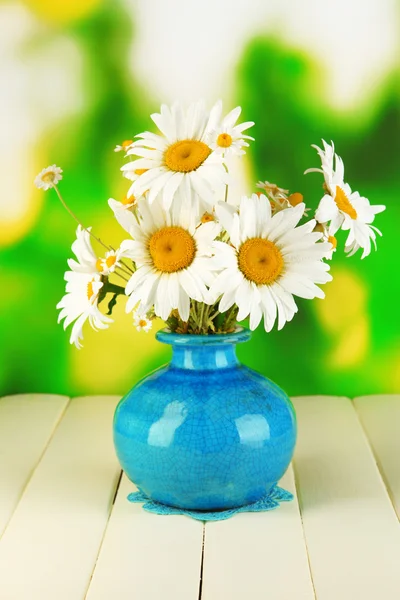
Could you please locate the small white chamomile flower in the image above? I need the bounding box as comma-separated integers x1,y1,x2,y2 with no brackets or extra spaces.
34,165,63,190
207,105,254,158
97,248,130,276
68,225,133,277
114,139,134,153
133,311,153,332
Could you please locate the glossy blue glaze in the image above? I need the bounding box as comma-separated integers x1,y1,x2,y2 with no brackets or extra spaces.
113,328,297,511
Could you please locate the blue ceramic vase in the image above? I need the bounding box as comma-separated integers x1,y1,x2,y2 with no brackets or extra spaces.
113,328,297,511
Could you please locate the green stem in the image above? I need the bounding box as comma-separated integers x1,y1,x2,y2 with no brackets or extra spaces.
105,282,126,295
52,185,111,251
223,162,229,202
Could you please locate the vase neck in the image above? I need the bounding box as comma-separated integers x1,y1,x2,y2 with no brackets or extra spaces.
156,328,252,372
170,343,239,371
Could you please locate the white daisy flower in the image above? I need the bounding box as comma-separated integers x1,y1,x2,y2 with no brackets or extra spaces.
57,272,112,349
68,225,133,276
133,311,153,332
207,105,254,157
34,165,63,190
306,140,385,258
124,100,229,211
210,194,332,332
122,198,220,321
114,139,134,153
98,248,130,276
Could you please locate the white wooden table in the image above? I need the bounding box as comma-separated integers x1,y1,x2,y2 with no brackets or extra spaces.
0,394,399,599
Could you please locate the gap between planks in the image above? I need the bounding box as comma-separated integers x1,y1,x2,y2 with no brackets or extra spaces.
292,461,317,600
292,395,400,600
0,394,70,541
83,470,124,600
198,523,206,600
352,395,400,523
0,395,123,600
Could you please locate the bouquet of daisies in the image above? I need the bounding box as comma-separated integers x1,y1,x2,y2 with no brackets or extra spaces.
35,101,385,348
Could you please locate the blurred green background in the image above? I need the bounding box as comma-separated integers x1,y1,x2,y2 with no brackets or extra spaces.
0,0,399,398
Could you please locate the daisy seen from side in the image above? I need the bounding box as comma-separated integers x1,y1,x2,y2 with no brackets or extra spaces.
57,272,112,349
34,165,63,190
306,140,385,258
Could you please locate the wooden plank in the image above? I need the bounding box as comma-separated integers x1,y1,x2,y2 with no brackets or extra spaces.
353,394,400,520
85,474,204,600
201,467,315,600
0,395,121,600
0,394,69,538
293,395,400,600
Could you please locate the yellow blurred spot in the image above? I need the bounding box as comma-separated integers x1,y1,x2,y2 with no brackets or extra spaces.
22,0,102,23
389,356,400,390
315,268,370,368
70,300,165,393
330,315,369,368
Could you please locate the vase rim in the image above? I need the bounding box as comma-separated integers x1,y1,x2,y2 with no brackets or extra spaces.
156,326,251,346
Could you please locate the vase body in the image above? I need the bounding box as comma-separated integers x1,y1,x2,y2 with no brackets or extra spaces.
113,328,296,511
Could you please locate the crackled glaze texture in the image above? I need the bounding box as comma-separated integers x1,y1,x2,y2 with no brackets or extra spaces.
113,328,297,511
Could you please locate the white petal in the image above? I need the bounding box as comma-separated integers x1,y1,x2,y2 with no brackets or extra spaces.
177,286,190,321
315,195,339,224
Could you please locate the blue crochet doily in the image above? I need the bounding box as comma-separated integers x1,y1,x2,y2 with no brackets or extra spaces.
127,485,293,521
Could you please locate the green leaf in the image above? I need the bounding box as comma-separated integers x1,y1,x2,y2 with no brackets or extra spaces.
107,293,119,315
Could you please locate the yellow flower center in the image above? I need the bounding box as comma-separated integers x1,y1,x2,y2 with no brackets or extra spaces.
96,255,117,272
121,194,135,206
288,192,303,207
135,168,148,176
105,255,117,268
149,226,196,273
335,187,357,219
122,139,133,149
201,212,215,223
87,280,95,300
238,238,284,285
42,172,55,183
139,319,148,328
328,235,337,249
164,140,211,173
217,133,233,148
